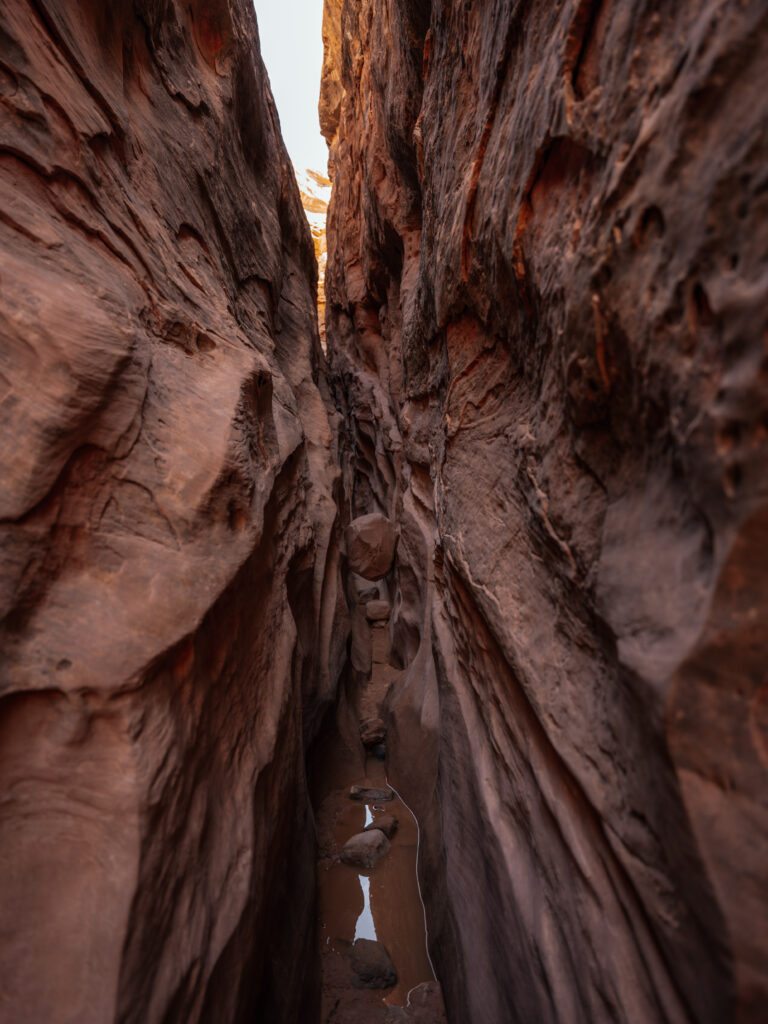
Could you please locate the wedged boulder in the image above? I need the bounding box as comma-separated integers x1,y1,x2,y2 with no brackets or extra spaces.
360,716,386,746
345,513,396,580
349,785,394,803
349,938,397,989
340,829,390,869
365,599,391,622
365,813,398,840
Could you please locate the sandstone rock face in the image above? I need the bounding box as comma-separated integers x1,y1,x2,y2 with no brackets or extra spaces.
297,168,331,344
345,513,397,580
323,2,768,1023
0,2,345,1022
365,599,392,622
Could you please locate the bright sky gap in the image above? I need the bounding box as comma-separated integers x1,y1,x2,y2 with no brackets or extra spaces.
253,0,328,176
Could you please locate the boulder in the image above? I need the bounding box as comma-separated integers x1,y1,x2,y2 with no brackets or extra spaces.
360,716,386,746
345,513,397,580
365,813,398,840
349,785,394,803
340,829,390,869
384,982,447,1023
349,938,398,989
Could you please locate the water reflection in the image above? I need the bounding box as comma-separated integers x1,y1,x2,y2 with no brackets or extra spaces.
354,872,377,940
354,806,377,941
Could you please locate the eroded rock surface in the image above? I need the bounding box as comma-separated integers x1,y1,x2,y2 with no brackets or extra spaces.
0,2,345,1022
323,1,768,1022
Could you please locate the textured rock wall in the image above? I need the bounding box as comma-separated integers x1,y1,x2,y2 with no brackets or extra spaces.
0,1,345,1021
322,1,768,1022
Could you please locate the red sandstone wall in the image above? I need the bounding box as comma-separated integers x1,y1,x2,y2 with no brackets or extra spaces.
0,2,345,1021
322,2,768,1021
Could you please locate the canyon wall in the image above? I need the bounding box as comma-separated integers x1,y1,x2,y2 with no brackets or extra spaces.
322,2,768,1022
0,2,345,1021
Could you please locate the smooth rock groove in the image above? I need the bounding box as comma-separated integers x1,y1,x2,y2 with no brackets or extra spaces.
0,2,346,1022
321,1,768,1023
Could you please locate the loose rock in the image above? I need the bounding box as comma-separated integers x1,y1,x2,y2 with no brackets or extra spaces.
360,716,386,746
365,813,398,840
340,829,390,869
349,785,394,803
384,982,447,1023
349,938,398,989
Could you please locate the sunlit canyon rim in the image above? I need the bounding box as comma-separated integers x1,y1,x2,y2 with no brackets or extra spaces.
0,1,767,1023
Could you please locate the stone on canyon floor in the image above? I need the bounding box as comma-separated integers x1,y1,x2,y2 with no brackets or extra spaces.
345,513,397,581
340,829,391,869
365,599,391,622
349,938,398,989
364,813,398,839
360,716,386,746
384,982,447,1023
349,785,394,803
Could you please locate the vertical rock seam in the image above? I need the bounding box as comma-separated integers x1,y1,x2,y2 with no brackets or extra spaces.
0,1,346,1022
322,2,768,1023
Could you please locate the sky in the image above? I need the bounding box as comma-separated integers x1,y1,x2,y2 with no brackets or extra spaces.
253,1,328,176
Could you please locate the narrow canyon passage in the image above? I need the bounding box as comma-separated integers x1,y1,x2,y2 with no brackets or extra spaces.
307,510,446,1021
0,1,767,1023
310,619,446,1022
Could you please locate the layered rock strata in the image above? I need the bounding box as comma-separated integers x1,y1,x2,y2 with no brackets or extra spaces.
0,2,345,1021
322,2,768,1023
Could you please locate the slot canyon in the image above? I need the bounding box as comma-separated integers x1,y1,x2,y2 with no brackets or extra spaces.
0,0,766,1021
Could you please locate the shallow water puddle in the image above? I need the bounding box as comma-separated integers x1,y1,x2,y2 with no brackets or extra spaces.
313,727,437,1015
353,807,377,942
